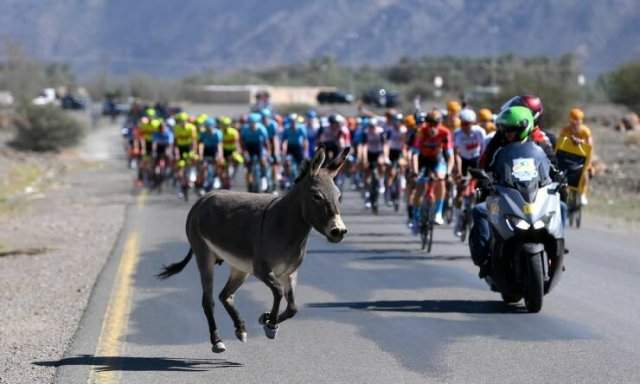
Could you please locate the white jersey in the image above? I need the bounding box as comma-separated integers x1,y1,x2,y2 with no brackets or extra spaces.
386,125,407,150
453,125,486,160
363,126,386,153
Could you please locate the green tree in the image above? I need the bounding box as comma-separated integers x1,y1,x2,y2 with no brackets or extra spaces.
605,61,640,112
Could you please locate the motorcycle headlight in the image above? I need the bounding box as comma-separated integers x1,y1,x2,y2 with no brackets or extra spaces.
532,211,555,230
505,215,531,231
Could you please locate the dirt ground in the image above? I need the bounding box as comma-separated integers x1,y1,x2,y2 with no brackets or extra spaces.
0,118,132,384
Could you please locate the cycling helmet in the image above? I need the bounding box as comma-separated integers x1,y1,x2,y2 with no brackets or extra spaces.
404,114,416,128
145,107,156,118
328,114,343,125
414,111,427,124
306,109,318,119
425,110,443,125
196,113,209,125
447,100,461,114
367,117,379,127
459,108,476,124
392,112,404,123
569,107,584,122
218,116,232,127
501,95,543,123
249,113,262,124
175,112,189,123
496,106,534,142
478,108,493,122
204,117,216,128
260,108,272,118
151,119,162,129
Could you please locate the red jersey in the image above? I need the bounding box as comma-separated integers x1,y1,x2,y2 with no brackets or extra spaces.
413,125,452,158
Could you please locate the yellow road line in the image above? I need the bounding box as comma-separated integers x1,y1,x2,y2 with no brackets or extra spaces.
88,191,146,384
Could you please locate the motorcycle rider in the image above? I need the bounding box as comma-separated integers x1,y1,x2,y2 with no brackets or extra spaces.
469,105,552,278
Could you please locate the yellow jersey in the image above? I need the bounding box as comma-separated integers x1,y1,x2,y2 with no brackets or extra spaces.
559,124,592,145
222,127,239,151
174,123,197,147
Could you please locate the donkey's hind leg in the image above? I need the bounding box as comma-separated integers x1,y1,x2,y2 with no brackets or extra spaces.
193,241,225,353
219,267,249,342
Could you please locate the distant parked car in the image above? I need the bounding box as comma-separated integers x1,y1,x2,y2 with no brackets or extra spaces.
317,90,354,104
33,88,58,106
362,88,400,108
61,94,87,110
102,99,130,118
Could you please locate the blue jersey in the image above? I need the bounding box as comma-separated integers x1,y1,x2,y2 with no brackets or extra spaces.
283,125,308,147
152,130,173,145
199,129,222,148
264,120,279,139
241,124,269,145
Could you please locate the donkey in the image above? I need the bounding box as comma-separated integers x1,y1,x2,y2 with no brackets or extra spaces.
158,147,349,353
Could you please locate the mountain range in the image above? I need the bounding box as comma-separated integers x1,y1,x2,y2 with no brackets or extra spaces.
1,0,638,77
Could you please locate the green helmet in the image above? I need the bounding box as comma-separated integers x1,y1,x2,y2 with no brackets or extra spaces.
496,106,534,142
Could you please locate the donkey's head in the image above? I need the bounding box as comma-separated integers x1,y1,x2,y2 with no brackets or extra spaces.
297,147,350,243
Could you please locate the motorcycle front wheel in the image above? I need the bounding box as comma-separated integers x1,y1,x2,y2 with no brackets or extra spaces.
524,252,544,313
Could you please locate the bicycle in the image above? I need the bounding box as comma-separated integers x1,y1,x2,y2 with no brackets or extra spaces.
418,174,436,252
387,161,404,212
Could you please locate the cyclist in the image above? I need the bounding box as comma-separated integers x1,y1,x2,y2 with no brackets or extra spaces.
173,112,197,159
360,117,388,208
198,117,224,191
478,108,496,138
219,116,242,188
241,112,270,191
305,110,320,157
281,114,309,186
558,107,593,205
317,114,349,162
137,110,160,186
405,112,422,226
260,109,281,190
385,112,408,201
411,110,454,227
445,100,462,131
151,120,174,165
452,108,486,236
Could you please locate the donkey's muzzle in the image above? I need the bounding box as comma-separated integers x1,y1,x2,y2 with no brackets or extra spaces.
328,227,347,243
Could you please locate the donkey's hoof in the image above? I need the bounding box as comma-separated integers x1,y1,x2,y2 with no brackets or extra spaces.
263,324,279,339
211,341,227,353
236,330,248,343
258,312,270,325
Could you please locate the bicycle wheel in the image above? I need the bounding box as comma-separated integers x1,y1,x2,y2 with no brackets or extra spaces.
427,220,434,253
420,201,431,250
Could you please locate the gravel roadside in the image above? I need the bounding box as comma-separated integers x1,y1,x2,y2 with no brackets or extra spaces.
0,121,132,384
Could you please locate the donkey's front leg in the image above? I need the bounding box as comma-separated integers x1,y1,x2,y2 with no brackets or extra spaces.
255,267,283,339
276,271,298,324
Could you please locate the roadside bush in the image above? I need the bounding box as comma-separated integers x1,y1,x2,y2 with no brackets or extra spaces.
604,61,640,112
10,104,86,152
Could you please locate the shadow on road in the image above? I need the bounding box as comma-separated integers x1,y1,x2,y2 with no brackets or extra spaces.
33,354,243,372
357,255,469,262
307,299,518,314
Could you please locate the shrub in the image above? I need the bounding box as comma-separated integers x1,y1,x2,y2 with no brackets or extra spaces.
10,104,86,152
604,61,640,112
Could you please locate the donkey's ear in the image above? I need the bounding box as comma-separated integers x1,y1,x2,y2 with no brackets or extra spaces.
310,148,326,176
295,158,311,183
327,147,351,176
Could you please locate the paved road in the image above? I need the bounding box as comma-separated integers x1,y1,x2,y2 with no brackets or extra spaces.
40,122,640,384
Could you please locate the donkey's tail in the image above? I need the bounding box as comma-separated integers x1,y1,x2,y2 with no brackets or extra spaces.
157,248,193,279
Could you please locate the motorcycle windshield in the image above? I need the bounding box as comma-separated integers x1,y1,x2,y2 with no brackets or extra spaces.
494,147,543,203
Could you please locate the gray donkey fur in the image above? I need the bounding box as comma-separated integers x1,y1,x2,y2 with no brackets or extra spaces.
158,147,349,353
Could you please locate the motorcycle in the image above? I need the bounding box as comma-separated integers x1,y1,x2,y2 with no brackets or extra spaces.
470,152,565,313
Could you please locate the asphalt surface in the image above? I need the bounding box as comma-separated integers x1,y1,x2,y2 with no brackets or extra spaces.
41,120,640,384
